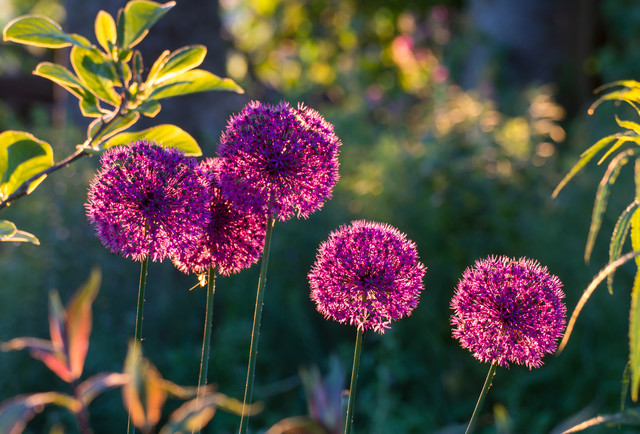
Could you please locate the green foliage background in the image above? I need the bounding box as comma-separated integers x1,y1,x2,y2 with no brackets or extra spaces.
1,0,639,433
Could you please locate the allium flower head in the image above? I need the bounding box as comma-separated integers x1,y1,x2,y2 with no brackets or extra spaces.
217,100,341,221
308,220,426,334
171,158,266,276
86,140,210,262
450,256,566,369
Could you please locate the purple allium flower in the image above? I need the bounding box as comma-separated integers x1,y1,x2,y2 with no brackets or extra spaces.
86,140,210,262
217,101,341,221
171,158,266,276
308,220,426,334
450,256,566,369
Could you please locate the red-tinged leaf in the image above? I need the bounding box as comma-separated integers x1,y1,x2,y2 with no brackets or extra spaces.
48,290,66,355
264,416,328,434
77,372,128,406
2,337,72,383
159,393,262,434
65,269,101,380
0,392,80,434
122,341,167,431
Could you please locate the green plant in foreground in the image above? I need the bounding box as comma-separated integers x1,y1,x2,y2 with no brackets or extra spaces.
0,0,242,244
554,80,640,431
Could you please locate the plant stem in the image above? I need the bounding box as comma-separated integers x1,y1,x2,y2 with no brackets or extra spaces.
465,362,498,434
239,216,275,434
127,257,149,434
194,267,216,434
344,327,364,434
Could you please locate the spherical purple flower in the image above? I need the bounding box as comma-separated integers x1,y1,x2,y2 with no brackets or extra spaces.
450,256,566,369
308,220,426,334
86,140,210,262
217,100,341,221
171,158,266,276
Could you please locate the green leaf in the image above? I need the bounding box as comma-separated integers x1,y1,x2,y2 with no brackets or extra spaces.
609,201,640,293
147,45,207,86
616,115,640,136
146,49,171,84
562,409,640,433
3,15,88,49
103,125,202,156
122,1,176,49
87,111,140,148
631,272,640,402
597,135,640,165
590,88,640,115
0,220,16,237
65,269,101,380
553,135,618,198
70,44,121,106
135,99,161,118
559,250,640,354
95,10,117,55
0,220,39,245
0,131,54,200
0,392,79,434
77,373,128,406
148,69,243,100
585,148,636,262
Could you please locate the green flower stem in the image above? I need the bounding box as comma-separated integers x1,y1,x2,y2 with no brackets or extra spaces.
465,362,498,434
194,267,216,434
345,327,364,434
127,256,149,434
239,216,275,434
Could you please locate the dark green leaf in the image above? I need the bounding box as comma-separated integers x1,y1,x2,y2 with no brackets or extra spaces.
95,10,117,55
0,131,53,200
71,45,121,106
559,250,640,354
148,69,243,100
609,201,639,293
0,392,79,434
585,148,636,262
122,1,176,49
3,15,89,49
103,125,201,156
88,111,140,148
147,45,206,86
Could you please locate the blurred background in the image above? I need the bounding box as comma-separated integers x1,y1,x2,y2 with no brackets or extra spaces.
0,0,637,432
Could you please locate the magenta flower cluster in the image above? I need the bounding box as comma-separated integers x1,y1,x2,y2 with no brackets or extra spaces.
86,140,210,262
171,158,266,276
450,255,566,369
309,220,426,334
217,100,341,221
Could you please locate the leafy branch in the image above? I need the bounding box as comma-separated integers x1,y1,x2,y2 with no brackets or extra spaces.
0,0,243,244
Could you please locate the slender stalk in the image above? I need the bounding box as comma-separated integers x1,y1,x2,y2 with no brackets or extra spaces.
239,216,275,434
465,362,498,434
194,267,216,434
127,257,149,434
344,327,364,434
